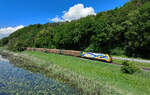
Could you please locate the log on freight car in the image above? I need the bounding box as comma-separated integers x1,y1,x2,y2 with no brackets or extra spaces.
26,47,31,51
26,47,35,51
47,49,60,54
36,48,46,52
61,50,81,57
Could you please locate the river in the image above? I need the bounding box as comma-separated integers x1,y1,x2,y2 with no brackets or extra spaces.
0,55,78,95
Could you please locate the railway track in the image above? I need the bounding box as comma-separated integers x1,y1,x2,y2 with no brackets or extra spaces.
112,57,150,64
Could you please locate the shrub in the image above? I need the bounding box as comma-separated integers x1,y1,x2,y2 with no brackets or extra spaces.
121,61,140,74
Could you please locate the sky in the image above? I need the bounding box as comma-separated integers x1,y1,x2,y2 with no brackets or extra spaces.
0,0,130,39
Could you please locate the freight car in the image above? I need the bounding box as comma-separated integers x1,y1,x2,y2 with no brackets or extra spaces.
26,48,112,63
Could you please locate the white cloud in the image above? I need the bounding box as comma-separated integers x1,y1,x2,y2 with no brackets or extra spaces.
63,4,96,21
50,4,96,22
0,25,24,39
49,16,63,22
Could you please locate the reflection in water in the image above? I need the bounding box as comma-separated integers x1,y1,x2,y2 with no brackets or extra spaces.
0,55,78,95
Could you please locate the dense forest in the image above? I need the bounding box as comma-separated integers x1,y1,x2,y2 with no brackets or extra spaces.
0,0,150,58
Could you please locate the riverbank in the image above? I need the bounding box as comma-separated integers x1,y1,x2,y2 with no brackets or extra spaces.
0,49,150,95
0,54,78,95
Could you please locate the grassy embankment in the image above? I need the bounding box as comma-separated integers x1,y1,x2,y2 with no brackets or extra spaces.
18,51,150,95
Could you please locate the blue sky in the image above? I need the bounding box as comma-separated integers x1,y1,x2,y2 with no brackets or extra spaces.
0,0,130,27
0,0,130,38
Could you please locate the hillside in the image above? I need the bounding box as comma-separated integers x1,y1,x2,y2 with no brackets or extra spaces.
0,0,150,58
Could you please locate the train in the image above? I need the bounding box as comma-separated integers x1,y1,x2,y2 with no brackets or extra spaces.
26,47,112,63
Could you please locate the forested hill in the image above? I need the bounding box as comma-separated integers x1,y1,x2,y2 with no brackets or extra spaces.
0,0,150,58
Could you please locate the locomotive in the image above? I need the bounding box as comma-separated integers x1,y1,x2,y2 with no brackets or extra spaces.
81,51,112,63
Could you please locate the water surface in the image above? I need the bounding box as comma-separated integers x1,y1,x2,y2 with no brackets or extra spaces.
0,55,77,95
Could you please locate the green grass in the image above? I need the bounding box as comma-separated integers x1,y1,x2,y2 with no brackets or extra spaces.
20,51,150,95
